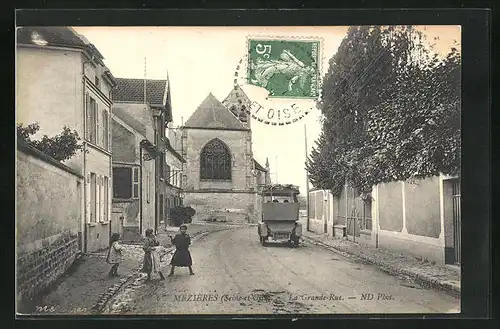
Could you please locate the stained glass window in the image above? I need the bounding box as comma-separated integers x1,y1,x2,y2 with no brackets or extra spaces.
200,138,232,180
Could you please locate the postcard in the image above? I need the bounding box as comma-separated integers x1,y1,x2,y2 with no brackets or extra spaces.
16,24,461,316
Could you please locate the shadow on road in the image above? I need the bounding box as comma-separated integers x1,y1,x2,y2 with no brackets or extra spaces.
261,242,305,249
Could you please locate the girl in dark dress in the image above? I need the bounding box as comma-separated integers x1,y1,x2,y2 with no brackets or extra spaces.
141,229,165,281
168,224,194,276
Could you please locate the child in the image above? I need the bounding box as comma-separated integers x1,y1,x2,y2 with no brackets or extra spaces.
141,229,166,281
168,224,194,276
106,233,124,277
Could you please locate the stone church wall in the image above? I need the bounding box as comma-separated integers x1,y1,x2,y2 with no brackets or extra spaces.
182,129,253,191
185,191,259,223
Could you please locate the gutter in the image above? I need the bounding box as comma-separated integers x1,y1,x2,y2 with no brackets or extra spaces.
81,57,91,254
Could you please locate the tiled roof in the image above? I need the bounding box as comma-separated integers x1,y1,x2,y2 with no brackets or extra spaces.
254,159,267,172
184,93,247,130
112,78,167,106
16,26,104,60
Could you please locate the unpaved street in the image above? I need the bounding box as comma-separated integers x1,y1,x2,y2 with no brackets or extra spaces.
103,226,460,315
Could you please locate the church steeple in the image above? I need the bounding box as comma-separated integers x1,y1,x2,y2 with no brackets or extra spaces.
222,85,252,128
264,157,271,185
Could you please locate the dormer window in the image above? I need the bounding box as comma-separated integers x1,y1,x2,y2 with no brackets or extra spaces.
95,76,100,89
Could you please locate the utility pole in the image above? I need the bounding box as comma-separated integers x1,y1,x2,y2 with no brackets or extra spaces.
304,124,310,232
275,155,278,183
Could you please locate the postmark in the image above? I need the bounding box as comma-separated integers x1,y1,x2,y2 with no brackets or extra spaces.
234,36,323,126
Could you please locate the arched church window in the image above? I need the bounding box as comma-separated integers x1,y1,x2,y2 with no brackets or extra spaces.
200,138,232,180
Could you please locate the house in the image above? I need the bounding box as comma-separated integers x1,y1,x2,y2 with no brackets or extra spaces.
180,86,267,223
112,76,173,234
308,175,462,265
110,106,157,242
164,122,186,227
16,26,117,253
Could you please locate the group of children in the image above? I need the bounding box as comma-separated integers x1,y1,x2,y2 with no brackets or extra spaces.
106,224,194,280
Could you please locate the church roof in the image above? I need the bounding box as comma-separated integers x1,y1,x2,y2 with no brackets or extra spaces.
113,78,167,106
253,159,267,172
184,93,248,130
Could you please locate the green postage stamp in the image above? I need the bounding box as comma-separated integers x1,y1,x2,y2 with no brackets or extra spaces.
247,38,321,99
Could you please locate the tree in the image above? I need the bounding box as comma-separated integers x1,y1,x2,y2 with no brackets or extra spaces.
17,122,85,162
170,206,196,226
307,26,461,196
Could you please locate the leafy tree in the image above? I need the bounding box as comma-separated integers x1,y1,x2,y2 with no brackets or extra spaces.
17,122,85,162
307,26,460,196
170,206,196,226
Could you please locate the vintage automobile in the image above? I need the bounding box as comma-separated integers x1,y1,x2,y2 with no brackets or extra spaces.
257,184,302,247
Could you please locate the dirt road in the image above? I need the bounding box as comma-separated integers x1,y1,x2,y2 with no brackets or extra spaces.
103,226,460,315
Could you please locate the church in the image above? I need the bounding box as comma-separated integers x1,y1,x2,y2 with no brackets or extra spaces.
180,85,271,223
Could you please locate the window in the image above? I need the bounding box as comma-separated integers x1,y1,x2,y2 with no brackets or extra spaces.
95,76,100,89
159,153,165,179
90,173,97,222
133,167,139,198
86,94,97,144
172,167,177,186
103,176,109,222
112,167,140,199
102,110,109,150
200,138,231,180
165,164,171,184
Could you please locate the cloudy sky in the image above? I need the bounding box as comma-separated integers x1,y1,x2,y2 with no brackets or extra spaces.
73,26,460,194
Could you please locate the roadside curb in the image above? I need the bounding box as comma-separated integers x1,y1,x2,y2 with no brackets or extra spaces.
91,229,218,314
301,235,461,298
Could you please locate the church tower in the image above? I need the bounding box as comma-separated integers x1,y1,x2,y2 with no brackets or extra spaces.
221,84,252,129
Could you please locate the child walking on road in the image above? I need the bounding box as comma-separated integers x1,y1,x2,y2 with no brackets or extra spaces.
168,224,194,276
106,233,124,277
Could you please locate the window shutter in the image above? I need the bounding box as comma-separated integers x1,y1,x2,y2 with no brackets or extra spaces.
107,111,111,151
95,175,101,223
86,173,91,223
96,103,100,147
85,94,90,140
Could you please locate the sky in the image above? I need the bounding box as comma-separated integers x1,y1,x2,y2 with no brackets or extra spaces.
73,26,460,195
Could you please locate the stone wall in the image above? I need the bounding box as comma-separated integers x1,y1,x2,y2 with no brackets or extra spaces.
16,141,83,311
17,232,79,313
184,191,258,223
307,176,453,264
